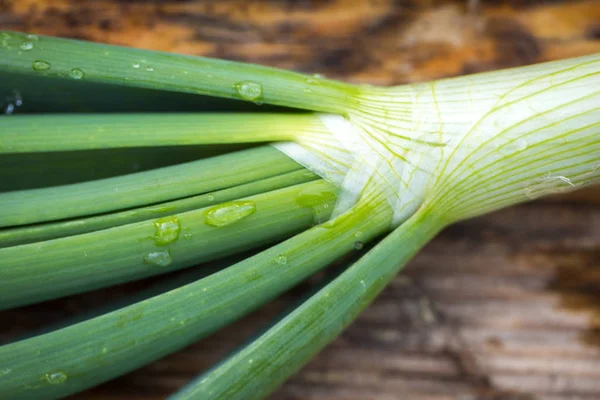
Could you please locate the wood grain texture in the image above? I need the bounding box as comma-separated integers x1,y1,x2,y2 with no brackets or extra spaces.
1,0,599,399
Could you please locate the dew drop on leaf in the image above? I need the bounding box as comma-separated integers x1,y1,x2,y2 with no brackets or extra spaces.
234,81,263,101
151,216,181,246
204,201,256,227
143,250,172,267
3,103,14,115
45,371,68,385
276,255,287,265
69,68,84,80
516,139,528,151
14,91,23,107
32,60,50,71
2,91,23,115
20,41,33,51
296,187,336,224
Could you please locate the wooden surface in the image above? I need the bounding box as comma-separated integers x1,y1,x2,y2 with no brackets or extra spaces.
1,1,600,399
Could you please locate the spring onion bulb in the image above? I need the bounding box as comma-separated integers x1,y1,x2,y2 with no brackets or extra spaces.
0,31,598,400
278,53,600,226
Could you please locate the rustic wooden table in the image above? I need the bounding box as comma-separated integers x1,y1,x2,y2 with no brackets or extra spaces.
1,1,599,399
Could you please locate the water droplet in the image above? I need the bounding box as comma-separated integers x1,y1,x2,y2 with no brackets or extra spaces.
322,218,343,230
20,41,33,51
143,250,172,267
516,139,528,151
69,68,84,80
204,201,256,227
0,368,11,376
245,269,262,282
13,91,22,107
234,81,263,101
296,189,336,209
312,73,323,79
146,66,154,72
303,88,312,93
3,103,15,115
132,62,140,69
102,347,108,354
45,371,68,385
276,255,287,265
26,34,39,41
152,216,181,246
32,60,50,71
207,194,215,202
524,172,575,199
183,231,193,240
296,187,337,224
354,241,364,250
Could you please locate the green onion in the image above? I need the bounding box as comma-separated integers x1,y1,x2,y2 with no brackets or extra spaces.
0,30,598,400
0,179,337,310
171,208,440,400
0,198,390,400
0,146,303,227
0,113,326,153
0,31,356,113
0,169,319,248
0,145,245,191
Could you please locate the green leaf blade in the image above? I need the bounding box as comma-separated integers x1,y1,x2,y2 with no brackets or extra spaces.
0,113,329,154
0,180,337,309
0,169,320,248
0,31,358,114
0,146,301,228
172,208,442,400
0,199,391,400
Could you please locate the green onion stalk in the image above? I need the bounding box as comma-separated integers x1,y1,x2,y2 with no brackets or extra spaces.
0,31,598,400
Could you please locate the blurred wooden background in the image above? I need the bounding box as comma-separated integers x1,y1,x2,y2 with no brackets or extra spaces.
1,0,599,399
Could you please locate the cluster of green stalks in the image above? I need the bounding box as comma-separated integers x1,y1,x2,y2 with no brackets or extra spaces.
0,31,598,400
